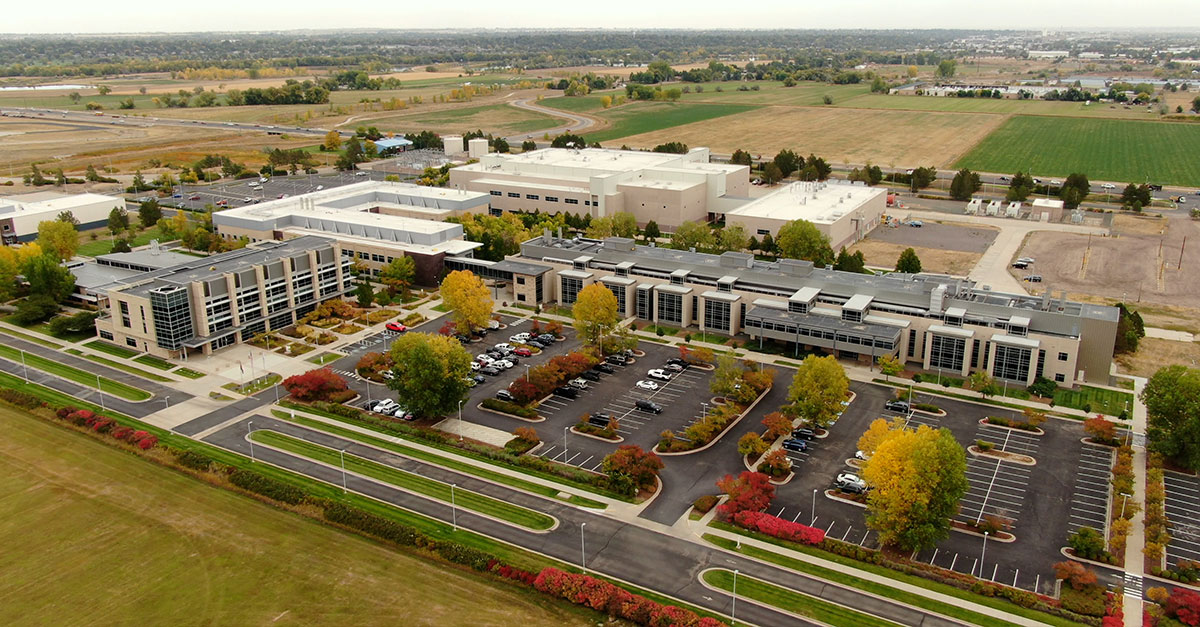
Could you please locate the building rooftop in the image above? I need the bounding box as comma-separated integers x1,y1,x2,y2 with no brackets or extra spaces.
0,192,125,216
96,248,200,270
725,180,884,223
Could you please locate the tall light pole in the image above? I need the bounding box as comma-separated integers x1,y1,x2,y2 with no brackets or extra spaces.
563,426,569,459
580,522,587,570
95,374,105,411
19,349,28,382
340,449,348,493
811,488,818,525
980,531,989,578
458,399,464,441
451,483,458,531
247,421,255,462
1120,492,1132,518
731,569,739,626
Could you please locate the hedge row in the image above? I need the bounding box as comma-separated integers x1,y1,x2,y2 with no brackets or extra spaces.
481,397,539,419
534,567,724,627
229,468,308,505
54,406,159,450
732,511,825,546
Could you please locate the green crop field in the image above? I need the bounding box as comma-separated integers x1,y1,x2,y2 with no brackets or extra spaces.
0,408,592,626
955,116,1200,187
584,102,758,143
838,94,1172,120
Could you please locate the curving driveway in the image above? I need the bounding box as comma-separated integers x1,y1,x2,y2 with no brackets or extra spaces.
504,97,600,144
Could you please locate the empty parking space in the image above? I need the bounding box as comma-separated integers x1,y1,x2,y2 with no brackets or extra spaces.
1068,444,1113,535
958,456,1031,529
975,424,1040,458
1164,472,1200,569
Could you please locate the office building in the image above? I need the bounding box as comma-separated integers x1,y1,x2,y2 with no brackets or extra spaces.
94,236,353,358
0,192,127,244
724,180,887,250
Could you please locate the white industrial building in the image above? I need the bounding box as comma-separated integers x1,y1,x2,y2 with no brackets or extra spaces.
0,191,127,244
723,180,887,250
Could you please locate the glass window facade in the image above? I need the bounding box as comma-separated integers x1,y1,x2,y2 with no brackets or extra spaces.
928,334,966,371
149,287,194,351
636,288,651,320
992,344,1033,382
704,299,731,332
657,292,682,324
605,284,626,316
560,277,583,305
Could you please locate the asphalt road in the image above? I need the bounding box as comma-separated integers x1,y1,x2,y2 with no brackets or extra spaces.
0,106,339,137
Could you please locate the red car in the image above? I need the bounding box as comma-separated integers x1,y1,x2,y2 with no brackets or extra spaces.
513,348,532,357
385,322,407,332
188,194,201,200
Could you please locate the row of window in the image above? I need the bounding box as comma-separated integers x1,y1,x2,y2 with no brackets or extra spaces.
491,191,589,206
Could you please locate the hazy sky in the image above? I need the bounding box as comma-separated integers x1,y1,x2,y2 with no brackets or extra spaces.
3,0,1198,33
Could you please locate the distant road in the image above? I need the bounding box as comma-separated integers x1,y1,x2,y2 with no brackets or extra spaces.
504,97,599,143
0,107,344,138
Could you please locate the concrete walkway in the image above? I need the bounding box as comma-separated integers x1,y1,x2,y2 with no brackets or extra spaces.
1122,375,1149,627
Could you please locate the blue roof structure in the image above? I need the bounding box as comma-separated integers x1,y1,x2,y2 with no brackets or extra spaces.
374,138,414,150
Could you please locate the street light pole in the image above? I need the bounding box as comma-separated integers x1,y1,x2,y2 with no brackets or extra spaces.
1121,492,1132,518
96,374,105,411
247,421,255,462
811,488,818,525
340,449,348,493
451,484,458,531
731,569,739,626
19,349,28,382
580,522,587,569
162,395,170,410
563,426,569,459
981,531,989,578
458,399,464,441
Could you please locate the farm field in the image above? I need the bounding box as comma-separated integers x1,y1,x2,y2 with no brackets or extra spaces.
542,82,871,112
0,408,592,627
840,93,1175,119
582,101,759,143
955,116,1200,186
366,102,566,136
610,106,1004,166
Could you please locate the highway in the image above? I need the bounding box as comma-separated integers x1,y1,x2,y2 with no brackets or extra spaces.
0,106,344,138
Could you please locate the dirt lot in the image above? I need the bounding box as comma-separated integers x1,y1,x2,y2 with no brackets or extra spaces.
610,105,1006,168
865,221,997,253
849,239,982,276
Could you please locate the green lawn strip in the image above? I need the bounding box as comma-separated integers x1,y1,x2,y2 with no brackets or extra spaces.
306,352,342,365
223,374,281,395
0,326,62,349
1,315,92,343
273,410,606,509
871,379,1083,421
702,568,900,627
1053,385,1133,415
432,303,450,312
583,102,758,143
77,226,170,258
65,349,173,382
278,400,631,502
134,354,176,370
702,535,1016,627
173,367,205,379
84,340,140,359
0,343,150,401
251,430,556,531
709,521,1081,627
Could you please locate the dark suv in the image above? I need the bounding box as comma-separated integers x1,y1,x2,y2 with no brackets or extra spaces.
884,400,911,413
587,413,613,428
635,399,662,414
554,386,578,399
580,371,601,382
781,438,808,453
607,354,629,365
593,363,615,374
536,333,557,344
791,427,816,440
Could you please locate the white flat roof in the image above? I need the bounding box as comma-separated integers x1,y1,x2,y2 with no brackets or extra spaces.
0,192,123,216
928,324,974,338
790,286,820,302
475,147,683,172
283,228,479,255
471,178,589,194
218,180,488,221
844,294,874,312
727,181,884,224
992,334,1040,349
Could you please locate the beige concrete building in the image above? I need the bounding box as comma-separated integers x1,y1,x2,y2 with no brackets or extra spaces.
213,181,488,285
501,234,1119,387
448,147,750,230
723,180,887,250
0,191,127,244
94,236,354,358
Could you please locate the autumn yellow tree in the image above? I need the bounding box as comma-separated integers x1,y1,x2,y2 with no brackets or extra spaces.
0,242,42,301
440,270,493,334
862,424,968,551
572,282,619,346
877,353,903,381
786,354,849,428
856,417,907,458
323,130,342,151
36,220,79,261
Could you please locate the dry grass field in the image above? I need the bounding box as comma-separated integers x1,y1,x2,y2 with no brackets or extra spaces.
849,239,983,276
612,105,1006,167
0,409,594,627
351,101,565,136
1116,337,1200,377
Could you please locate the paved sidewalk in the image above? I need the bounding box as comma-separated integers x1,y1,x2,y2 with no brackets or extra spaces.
1123,375,1149,627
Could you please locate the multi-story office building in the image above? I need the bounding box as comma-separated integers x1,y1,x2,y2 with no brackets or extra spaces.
448,147,750,230
501,234,1118,387
94,236,353,358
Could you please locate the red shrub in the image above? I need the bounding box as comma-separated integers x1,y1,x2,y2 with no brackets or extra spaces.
732,510,826,545
1166,587,1200,626
508,377,543,405
716,471,775,518
533,567,718,626
67,409,95,426
136,434,158,450
130,430,150,443
110,426,134,441
56,406,77,419
91,416,115,433
282,368,350,402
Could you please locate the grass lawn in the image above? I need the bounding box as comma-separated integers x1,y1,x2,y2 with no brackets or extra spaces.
0,407,593,627
955,116,1200,187
273,410,605,509
0,326,61,349
372,102,565,136
85,339,140,359
133,354,175,370
173,367,205,379
2,314,94,343
702,535,1018,627
76,225,172,258
251,430,556,531
66,349,173,382
0,343,150,400
1053,385,1134,416
702,568,901,627
306,352,342,366
583,102,759,143
222,374,281,395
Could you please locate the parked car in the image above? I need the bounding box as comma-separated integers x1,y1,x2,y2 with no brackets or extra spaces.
580,371,601,382
536,333,557,344
635,399,662,414
593,363,615,374
569,378,588,390
635,380,659,390
587,413,613,428
646,369,672,381
475,354,494,364
884,400,910,413
509,333,531,343
791,427,816,440
454,334,471,344
480,366,502,376
554,386,579,399
836,473,868,493
607,354,629,365
855,450,870,461
493,342,513,353
1024,274,1043,283
373,399,398,413
494,359,514,370
1101,183,1116,190
188,194,201,200
1011,261,1029,269
666,358,690,369
495,390,515,402
782,438,808,453
663,363,684,373
487,319,501,330
513,348,533,357
526,340,546,349
471,375,486,385
464,377,477,388
1016,257,1035,264
385,322,407,332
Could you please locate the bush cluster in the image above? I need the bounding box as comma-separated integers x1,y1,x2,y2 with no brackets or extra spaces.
732,511,825,545
659,402,744,453
913,402,941,413
692,495,718,514
0,388,45,409
54,406,158,450
985,416,1041,431
1144,456,1171,564
228,469,308,504
482,398,539,418
174,450,215,471
533,567,724,627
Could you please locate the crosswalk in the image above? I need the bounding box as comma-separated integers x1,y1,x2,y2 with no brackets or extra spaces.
1124,573,1143,598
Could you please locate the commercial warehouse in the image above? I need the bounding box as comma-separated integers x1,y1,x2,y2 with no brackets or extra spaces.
724,180,887,250
0,191,127,244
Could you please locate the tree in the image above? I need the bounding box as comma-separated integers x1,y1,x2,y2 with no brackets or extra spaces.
22,254,75,302
55,211,79,227
1114,303,1145,355
710,354,745,398
1060,173,1090,209
13,293,60,324
47,310,98,337
804,154,832,181
715,225,748,254
652,142,688,154
936,59,957,78
895,247,922,273
97,85,112,96
643,220,661,242
730,149,753,166
110,238,132,253
1053,560,1098,591
761,162,783,185
601,445,663,496
909,166,938,192
36,220,79,261
776,219,833,266
282,368,350,402
877,354,902,381
857,417,905,457
440,270,493,335
772,149,802,178
493,137,509,153
1006,171,1035,202
323,130,342,151
738,432,769,457
379,255,416,296
716,471,776,517
670,221,715,252
967,371,999,398
521,139,537,152
862,425,968,551
761,412,793,441
107,207,130,234
833,247,867,273
137,199,162,229
387,332,473,418
572,283,619,346
786,354,849,428
1120,183,1153,209
1143,365,1200,469
550,133,586,148
949,168,982,201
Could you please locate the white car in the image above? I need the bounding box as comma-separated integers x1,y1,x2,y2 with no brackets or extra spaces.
493,342,513,352
855,450,870,461
1049,180,1061,186
836,473,867,490
494,359,514,369
635,380,659,391
470,361,481,371
355,171,368,177
509,333,531,343
316,185,324,191
488,319,501,330
249,181,258,187
476,354,495,364
1101,183,1116,190
646,369,672,381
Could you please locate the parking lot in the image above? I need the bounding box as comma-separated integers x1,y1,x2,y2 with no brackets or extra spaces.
1163,471,1200,569
1067,444,1114,536
147,170,405,213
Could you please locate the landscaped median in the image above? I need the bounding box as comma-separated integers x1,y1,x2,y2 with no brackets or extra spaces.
0,343,152,401
249,429,557,532
65,348,174,382
699,568,902,627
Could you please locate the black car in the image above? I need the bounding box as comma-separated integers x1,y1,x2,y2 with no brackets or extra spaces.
587,413,613,428
781,438,808,453
1149,184,1164,192
495,390,515,402
480,366,502,376
607,354,629,365
554,386,578,399
455,335,471,344
635,399,662,414
486,350,505,360
526,340,546,349
537,333,557,344
791,427,816,440
504,355,519,366
580,371,601,382
884,400,910,413
666,358,690,368
594,363,615,374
